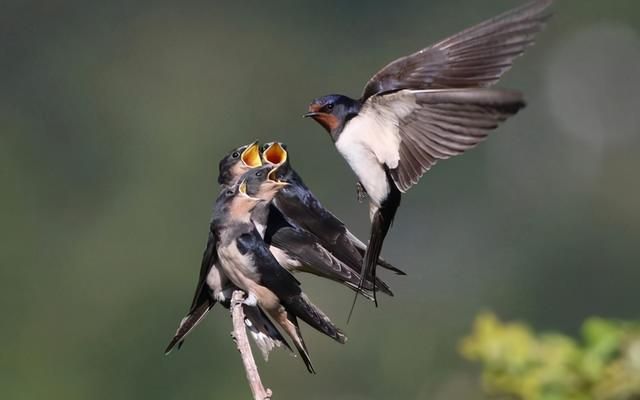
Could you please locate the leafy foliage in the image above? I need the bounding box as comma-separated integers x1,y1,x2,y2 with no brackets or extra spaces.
461,313,640,400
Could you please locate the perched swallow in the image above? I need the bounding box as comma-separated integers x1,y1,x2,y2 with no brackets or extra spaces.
261,142,405,293
165,143,286,358
213,171,346,373
305,0,552,304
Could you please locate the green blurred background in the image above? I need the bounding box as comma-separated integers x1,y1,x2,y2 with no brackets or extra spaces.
2,0,639,399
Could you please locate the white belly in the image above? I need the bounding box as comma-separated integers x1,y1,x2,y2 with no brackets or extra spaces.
334,103,406,207
205,263,231,302
336,131,390,208
217,244,260,292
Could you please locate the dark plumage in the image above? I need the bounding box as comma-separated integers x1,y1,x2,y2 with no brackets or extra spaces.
214,169,346,373
165,143,286,357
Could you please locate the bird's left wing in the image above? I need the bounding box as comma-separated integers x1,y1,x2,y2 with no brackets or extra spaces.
165,226,218,354
236,232,345,344
236,232,302,298
361,0,552,100
189,227,219,309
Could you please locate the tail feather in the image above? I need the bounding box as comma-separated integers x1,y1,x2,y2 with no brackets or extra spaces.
286,293,347,344
350,177,401,318
286,313,315,374
165,299,215,354
243,305,292,361
269,309,315,373
376,257,406,275
348,231,407,275
343,275,394,298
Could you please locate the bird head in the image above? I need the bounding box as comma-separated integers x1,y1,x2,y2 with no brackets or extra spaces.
240,165,289,203
304,94,360,135
217,141,262,186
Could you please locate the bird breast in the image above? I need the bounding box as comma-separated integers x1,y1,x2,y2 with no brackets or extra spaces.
217,243,261,290
334,91,419,207
335,115,397,207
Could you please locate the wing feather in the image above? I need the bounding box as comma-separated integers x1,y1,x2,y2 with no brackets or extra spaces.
361,0,552,99
358,89,525,192
391,89,525,191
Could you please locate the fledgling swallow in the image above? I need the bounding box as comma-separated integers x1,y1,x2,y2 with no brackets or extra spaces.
218,141,263,187
165,142,287,358
214,170,346,373
243,163,386,300
305,0,552,304
260,142,405,298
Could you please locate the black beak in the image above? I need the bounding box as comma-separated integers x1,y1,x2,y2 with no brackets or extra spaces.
303,112,319,118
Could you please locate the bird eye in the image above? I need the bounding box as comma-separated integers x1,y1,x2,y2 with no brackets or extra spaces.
256,171,263,177
326,103,334,112
232,151,240,159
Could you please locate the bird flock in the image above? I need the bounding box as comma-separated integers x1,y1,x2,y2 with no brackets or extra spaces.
166,0,553,382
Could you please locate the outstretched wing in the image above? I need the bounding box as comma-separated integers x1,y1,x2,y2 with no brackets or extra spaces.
344,89,525,193
361,0,552,100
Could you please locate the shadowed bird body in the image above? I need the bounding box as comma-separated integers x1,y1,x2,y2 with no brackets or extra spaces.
213,167,346,373
305,0,553,308
165,143,289,358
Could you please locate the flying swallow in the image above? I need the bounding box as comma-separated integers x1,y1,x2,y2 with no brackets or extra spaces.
214,169,346,373
261,142,405,292
165,143,287,358
305,0,552,304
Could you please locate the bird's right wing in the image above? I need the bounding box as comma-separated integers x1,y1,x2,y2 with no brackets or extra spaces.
236,232,346,343
351,88,526,193
361,0,552,100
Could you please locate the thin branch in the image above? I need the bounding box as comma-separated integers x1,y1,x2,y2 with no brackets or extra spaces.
230,290,272,400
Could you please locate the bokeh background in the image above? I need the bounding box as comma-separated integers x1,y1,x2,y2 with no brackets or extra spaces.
2,0,639,399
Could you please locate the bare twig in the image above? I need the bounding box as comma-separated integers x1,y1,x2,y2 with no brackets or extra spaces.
230,290,272,400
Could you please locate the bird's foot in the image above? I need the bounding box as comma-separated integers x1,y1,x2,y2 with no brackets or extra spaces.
243,293,258,307
216,287,236,308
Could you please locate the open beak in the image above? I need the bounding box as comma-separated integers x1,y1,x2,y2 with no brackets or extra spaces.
241,141,262,168
263,142,288,165
238,179,262,201
267,166,289,187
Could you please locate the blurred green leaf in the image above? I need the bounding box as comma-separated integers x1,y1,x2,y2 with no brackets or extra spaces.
462,313,640,400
